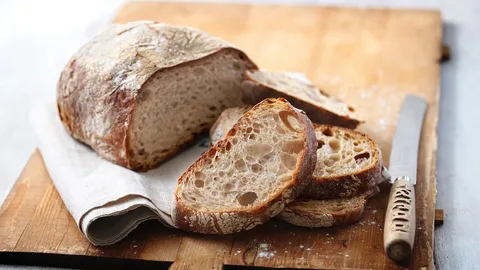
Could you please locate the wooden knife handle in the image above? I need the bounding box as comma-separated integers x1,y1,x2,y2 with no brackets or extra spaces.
384,176,416,263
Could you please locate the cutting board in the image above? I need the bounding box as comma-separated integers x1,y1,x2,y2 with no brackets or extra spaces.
0,2,442,269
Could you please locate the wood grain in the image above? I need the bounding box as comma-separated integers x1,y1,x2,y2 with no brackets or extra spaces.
0,2,442,269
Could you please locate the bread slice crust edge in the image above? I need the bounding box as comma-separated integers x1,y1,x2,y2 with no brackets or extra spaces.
172,98,317,234
301,124,383,200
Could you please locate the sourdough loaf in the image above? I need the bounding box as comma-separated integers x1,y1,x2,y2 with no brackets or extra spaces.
57,21,257,171
242,70,363,129
173,98,317,234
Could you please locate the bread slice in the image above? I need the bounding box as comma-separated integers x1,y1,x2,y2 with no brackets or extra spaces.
57,21,257,171
277,193,369,228
209,105,252,146
241,70,363,129
211,108,382,200
302,125,382,200
173,98,317,234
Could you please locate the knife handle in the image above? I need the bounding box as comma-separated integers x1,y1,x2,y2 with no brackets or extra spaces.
384,176,416,263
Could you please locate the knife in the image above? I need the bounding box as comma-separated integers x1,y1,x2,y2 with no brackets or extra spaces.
383,95,428,263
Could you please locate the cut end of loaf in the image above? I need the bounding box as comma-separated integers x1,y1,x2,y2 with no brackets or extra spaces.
127,49,256,170
173,98,317,234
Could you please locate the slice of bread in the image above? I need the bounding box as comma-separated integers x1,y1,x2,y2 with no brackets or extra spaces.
277,193,369,228
209,108,385,227
303,125,383,200
241,70,363,129
209,105,252,146
173,98,317,234
211,108,382,200
277,186,379,228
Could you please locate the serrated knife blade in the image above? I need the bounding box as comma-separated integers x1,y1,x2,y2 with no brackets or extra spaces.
383,94,428,264
388,95,428,184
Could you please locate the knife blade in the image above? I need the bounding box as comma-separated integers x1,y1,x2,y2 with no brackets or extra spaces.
383,95,428,264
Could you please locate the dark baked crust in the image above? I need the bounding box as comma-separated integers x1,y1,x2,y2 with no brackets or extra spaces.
172,98,317,234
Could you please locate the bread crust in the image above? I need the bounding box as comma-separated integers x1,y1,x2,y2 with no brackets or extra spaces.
57,21,257,171
172,98,317,234
243,71,363,129
277,195,367,228
301,125,383,200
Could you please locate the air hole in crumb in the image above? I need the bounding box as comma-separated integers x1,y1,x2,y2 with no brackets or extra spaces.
237,192,258,206
219,171,225,177
322,128,333,137
226,142,232,151
251,164,262,173
325,168,335,174
272,114,280,122
280,154,297,170
275,126,286,134
194,180,204,188
232,138,238,145
324,159,334,167
282,140,304,154
348,106,355,112
354,147,363,152
354,152,370,163
247,143,272,157
331,154,340,161
235,159,246,170
245,156,255,164
353,141,359,146
224,183,233,191
279,111,303,132
317,140,325,149
229,128,237,136
249,134,255,140
246,127,253,133
329,139,341,152
195,172,205,180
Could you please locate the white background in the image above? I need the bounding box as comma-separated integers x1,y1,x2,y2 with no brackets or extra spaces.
0,0,479,269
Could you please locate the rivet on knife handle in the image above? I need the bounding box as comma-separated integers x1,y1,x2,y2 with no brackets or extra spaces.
384,176,416,263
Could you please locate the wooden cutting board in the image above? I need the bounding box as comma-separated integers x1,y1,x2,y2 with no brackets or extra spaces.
0,2,442,269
